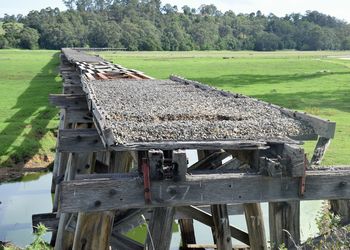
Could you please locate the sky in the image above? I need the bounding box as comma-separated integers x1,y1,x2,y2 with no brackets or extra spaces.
1,0,350,22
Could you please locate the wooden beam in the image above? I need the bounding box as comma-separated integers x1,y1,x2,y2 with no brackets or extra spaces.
59,169,350,213
49,94,87,109
177,206,249,246
32,213,58,232
110,232,143,250
110,140,267,151
311,137,331,165
72,211,114,250
211,204,233,250
269,201,300,249
243,203,267,250
65,109,92,124
330,200,350,225
145,207,175,250
58,129,105,152
188,151,231,171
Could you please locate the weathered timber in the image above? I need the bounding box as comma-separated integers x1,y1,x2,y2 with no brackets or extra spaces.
269,201,300,249
32,213,58,232
177,149,196,249
179,219,197,249
145,207,175,250
172,149,187,181
52,110,69,193
148,150,164,180
110,232,144,250
177,206,249,246
63,85,85,95
244,203,267,250
311,137,331,165
59,169,350,213
211,204,233,250
49,94,87,109
110,140,267,152
55,152,79,250
330,200,350,225
188,151,231,171
185,244,248,250
281,144,305,177
113,209,148,233
65,109,92,124
72,211,114,250
58,129,105,152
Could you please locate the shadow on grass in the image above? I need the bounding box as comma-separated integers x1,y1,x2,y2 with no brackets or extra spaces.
194,71,350,88
193,71,350,113
0,53,60,167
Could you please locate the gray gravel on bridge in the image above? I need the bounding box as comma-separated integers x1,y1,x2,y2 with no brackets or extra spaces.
62,48,104,63
88,79,314,144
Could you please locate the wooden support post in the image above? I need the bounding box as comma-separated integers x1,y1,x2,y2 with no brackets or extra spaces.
211,204,233,250
72,211,114,250
244,203,267,250
330,200,350,225
55,152,79,250
269,201,300,249
145,207,175,250
72,151,132,250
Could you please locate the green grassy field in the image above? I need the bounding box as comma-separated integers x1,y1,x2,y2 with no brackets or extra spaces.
0,50,60,167
0,50,349,168
101,50,350,165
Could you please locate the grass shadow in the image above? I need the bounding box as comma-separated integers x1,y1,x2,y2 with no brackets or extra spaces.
0,53,60,167
194,71,350,88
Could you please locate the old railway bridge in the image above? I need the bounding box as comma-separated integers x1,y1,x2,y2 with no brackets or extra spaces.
32,48,350,250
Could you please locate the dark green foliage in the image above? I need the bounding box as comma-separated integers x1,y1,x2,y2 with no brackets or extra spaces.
1,1,350,51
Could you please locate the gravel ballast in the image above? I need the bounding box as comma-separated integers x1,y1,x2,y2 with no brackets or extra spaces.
62,48,104,63
87,79,314,144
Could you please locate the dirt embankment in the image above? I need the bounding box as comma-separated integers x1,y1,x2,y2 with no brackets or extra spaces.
0,154,53,182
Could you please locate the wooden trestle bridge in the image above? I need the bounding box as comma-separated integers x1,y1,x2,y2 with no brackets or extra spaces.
32,48,350,250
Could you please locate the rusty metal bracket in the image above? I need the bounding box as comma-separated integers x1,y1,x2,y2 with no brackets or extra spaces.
141,158,152,204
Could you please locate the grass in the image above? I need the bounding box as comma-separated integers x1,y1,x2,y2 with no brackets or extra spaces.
101,50,350,165
0,50,61,167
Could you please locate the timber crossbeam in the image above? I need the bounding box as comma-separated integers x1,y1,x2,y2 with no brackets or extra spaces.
59,168,350,213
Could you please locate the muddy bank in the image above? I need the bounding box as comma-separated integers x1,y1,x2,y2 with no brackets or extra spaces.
0,155,53,182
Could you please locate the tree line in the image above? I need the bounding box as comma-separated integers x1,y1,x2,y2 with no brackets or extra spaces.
1,0,350,51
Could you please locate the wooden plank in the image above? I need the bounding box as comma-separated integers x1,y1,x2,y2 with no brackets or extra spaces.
311,137,331,165
58,129,105,152
59,169,350,213
32,213,58,232
188,151,231,171
179,218,197,249
269,201,300,249
65,109,92,124
177,206,250,246
72,211,114,250
330,200,350,225
63,85,84,95
49,94,87,109
211,204,233,250
172,149,187,181
145,207,175,250
110,140,268,151
110,232,143,250
244,203,267,249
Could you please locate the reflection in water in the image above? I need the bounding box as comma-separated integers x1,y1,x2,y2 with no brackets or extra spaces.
0,173,53,247
0,152,323,249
